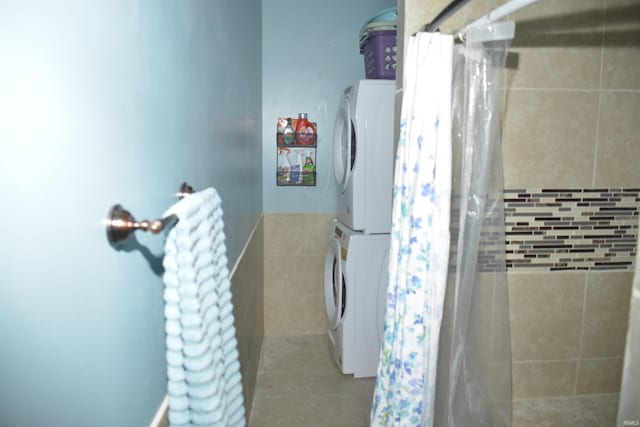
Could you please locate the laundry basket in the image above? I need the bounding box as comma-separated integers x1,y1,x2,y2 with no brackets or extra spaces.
359,8,397,80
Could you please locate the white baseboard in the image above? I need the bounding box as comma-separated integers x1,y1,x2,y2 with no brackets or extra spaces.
229,213,263,278
149,395,168,427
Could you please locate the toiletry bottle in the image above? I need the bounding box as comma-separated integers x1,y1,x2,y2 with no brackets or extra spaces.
295,151,305,184
277,148,291,184
288,150,301,184
302,151,315,185
295,113,316,146
282,118,295,145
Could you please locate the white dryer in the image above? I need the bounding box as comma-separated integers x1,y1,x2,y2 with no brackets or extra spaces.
333,80,395,234
324,220,389,377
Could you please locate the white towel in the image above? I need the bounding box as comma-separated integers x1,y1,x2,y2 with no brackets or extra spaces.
162,188,245,427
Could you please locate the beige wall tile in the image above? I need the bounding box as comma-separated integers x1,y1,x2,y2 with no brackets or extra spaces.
509,273,586,361
264,255,324,296
502,90,598,188
602,0,640,90
264,213,307,256
507,0,604,89
231,230,259,328
403,0,438,35
264,213,335,256
602,46,640,91
576,358,624,394
230,216,264,419
462,272,505,363
240,313,261,418
303,293,329,335
254,292,264,352
512,360,578,397
509,0,605,22
507,46,602,90
255,219,265,339
264,293,327,336
304,214,335,256
243,331,263,424
235,302,253,375
263,213,334,335
594,91,640,186
581,272,633,358
488,274,512,363
264,294,304,335
263,255,282,295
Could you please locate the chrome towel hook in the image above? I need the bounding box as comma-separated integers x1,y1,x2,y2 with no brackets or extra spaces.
105,182,195,246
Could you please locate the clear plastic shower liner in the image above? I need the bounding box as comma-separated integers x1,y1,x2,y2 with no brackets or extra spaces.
433,38,513,426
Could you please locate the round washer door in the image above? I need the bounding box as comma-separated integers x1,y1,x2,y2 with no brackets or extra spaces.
333,96,355,193
324,237,346,330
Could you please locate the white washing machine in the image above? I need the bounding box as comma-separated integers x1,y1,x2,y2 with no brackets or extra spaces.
333,80,395,234
323,220,389,378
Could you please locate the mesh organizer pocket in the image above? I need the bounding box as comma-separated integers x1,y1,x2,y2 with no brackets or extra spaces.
276,170,317,186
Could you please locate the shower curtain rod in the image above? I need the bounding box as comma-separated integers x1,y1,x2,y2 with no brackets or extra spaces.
422,0,471,32
421,0,540,34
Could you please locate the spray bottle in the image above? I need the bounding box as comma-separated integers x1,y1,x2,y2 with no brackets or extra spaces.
302,150,315,185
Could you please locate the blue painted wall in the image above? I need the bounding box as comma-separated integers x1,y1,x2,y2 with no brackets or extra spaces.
262,0,396,213
0,1,261,426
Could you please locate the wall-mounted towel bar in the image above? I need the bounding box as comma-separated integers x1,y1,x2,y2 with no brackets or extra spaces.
106,182,194,246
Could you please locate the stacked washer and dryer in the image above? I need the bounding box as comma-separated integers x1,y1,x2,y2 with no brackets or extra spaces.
324,80,395,378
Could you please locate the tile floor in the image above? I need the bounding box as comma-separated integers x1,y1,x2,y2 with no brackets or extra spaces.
249,335,620,427
249,335,374,427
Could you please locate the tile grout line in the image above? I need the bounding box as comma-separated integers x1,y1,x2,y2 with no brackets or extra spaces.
591,0,608,189
512,391,619,401
574,273,590,395
576,0,605,396
512,356,622,364
507,87,640,93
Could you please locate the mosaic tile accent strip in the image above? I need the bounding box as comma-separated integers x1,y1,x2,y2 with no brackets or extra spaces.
504,188,639,271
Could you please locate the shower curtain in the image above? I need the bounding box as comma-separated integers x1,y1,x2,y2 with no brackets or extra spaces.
433,34,513,427
371,29,512,427
371,32,454,427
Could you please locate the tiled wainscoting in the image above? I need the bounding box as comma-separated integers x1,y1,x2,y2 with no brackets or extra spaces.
509,271,632,398
263,213,336,335
262,207,636,402
505,187,636,398
230,216,264,419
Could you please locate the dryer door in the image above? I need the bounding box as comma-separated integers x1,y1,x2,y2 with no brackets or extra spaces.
324,237,346,330
333,96,356,193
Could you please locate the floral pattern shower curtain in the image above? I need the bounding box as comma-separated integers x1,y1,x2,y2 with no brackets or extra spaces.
371,32,454,427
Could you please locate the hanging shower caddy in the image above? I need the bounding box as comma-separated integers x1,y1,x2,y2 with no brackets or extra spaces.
276,115,317,186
